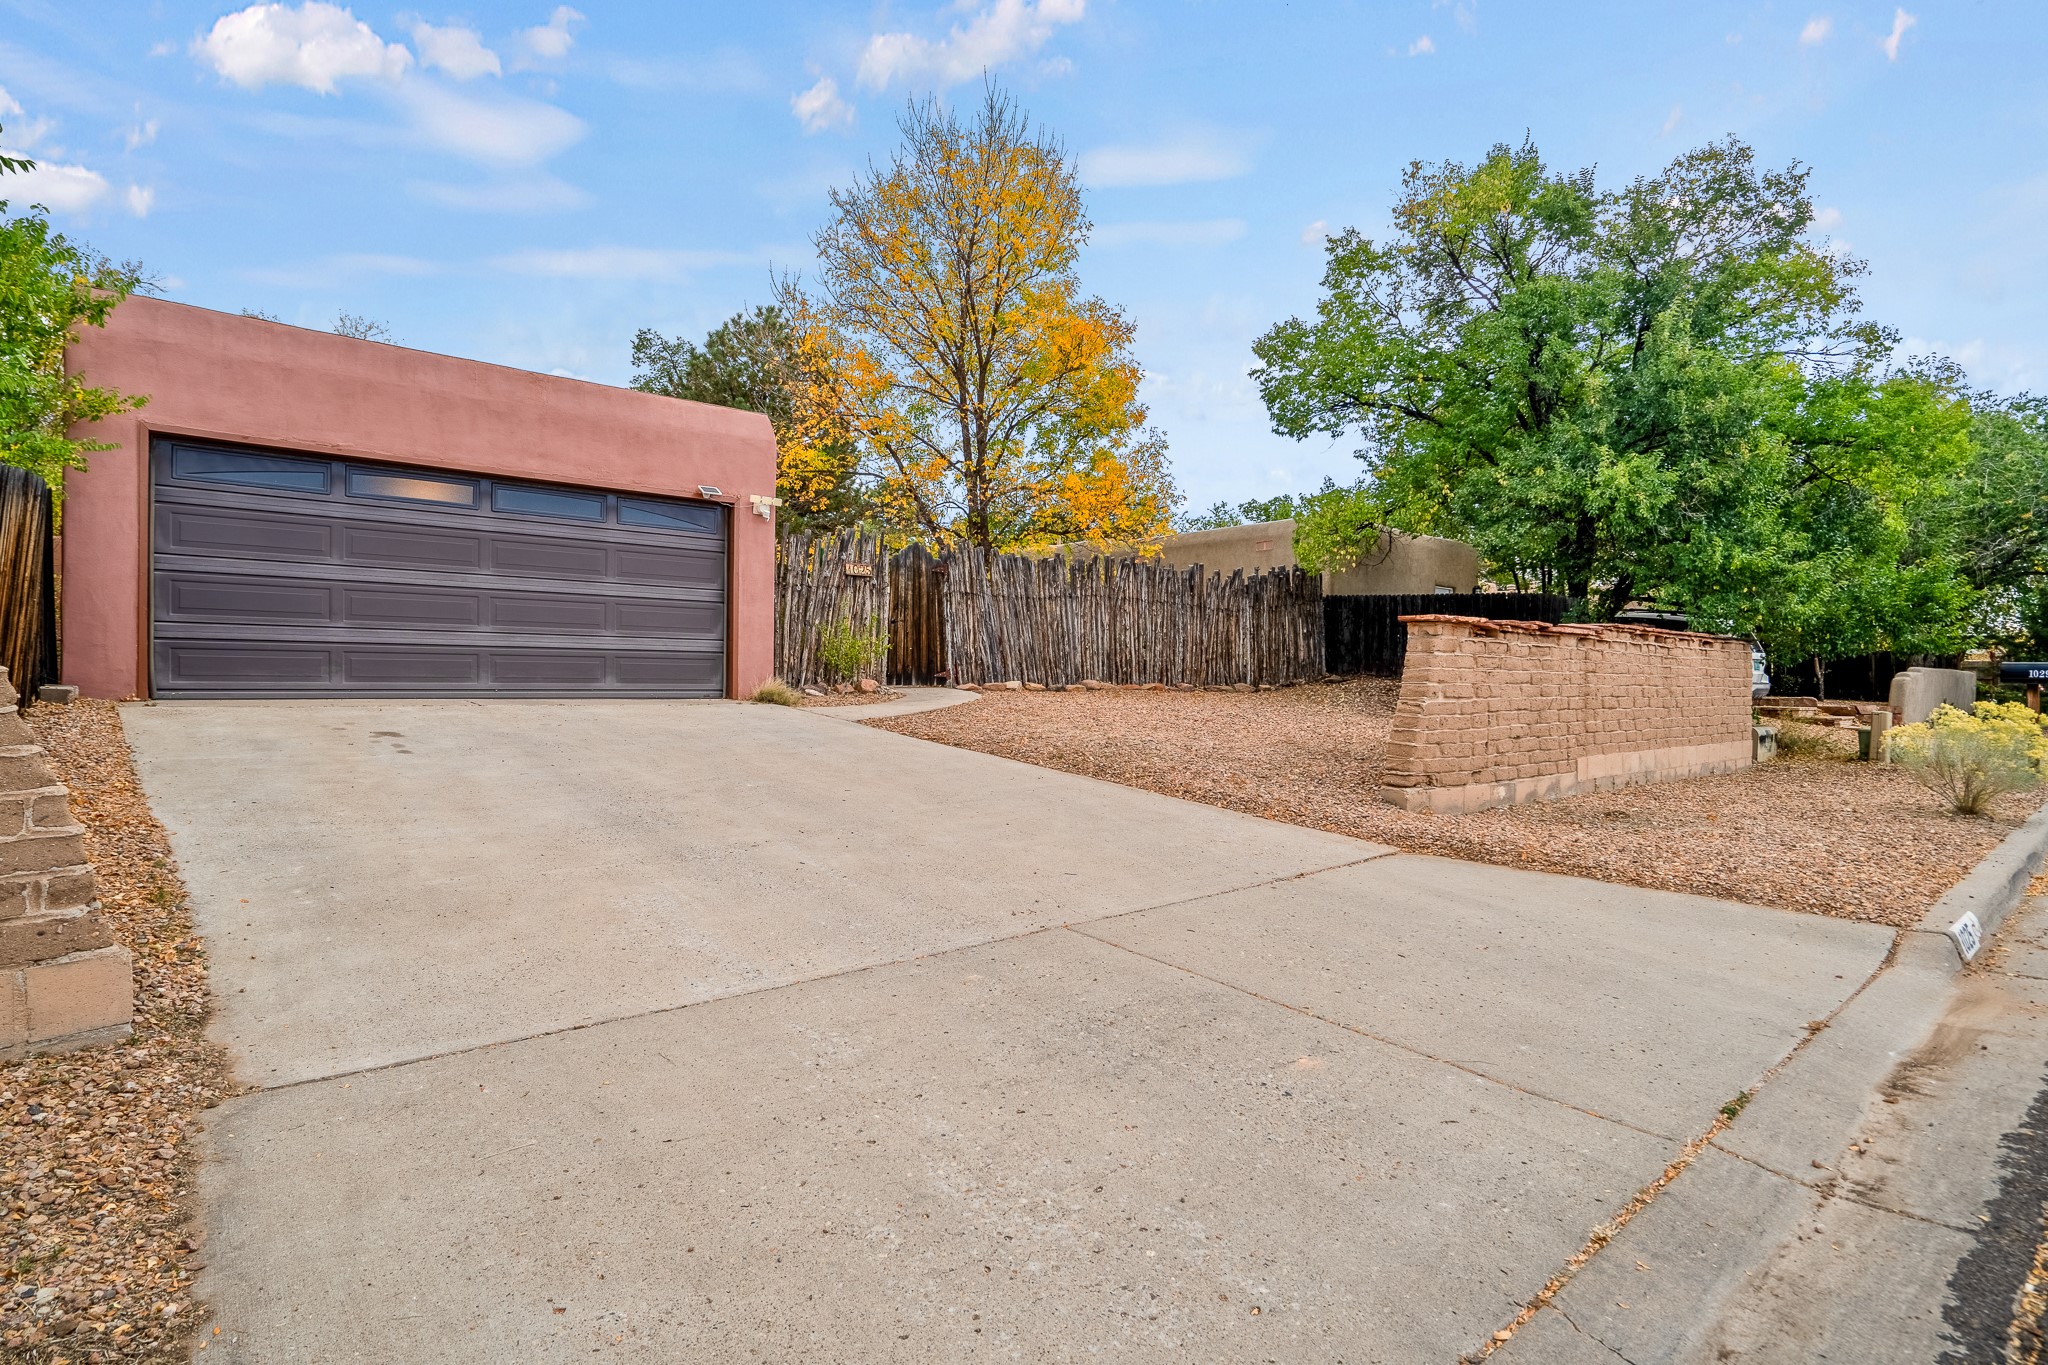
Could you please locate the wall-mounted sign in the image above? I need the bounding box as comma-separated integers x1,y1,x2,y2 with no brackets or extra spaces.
843,561,874,578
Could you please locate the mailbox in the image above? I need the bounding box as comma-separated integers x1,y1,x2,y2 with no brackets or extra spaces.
2001,662,2048,683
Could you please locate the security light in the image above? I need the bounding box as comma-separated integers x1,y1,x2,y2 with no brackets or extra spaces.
697,484,723,497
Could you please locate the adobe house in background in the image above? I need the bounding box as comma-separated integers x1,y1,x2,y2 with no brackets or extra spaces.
60,298,779,701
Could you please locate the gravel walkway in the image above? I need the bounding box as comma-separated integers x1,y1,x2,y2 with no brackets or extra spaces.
2,701,226,1363
868,681,2044,927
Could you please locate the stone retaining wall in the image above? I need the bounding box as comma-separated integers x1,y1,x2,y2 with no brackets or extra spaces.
0,674,131,1059
1382,616,1754,815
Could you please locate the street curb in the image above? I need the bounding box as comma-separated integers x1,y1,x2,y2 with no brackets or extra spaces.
1914,803,2048,969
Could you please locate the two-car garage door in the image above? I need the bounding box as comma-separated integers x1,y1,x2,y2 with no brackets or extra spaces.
150,436,728,698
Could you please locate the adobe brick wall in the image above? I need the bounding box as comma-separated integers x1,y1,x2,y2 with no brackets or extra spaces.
1382,616,1754,815
0,672,132,1060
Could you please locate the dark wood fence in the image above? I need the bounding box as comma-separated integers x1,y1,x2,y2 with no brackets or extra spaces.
774,532,891,686
0,469,57,698
936,549,1324,687
1325,593,1570,676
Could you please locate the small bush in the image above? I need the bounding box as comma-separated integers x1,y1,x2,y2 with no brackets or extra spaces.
818,616,888,682
1774,720,1849,759
1889,701,2048,815
750,677,802,706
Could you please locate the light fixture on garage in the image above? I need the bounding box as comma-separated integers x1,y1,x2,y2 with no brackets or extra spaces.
697,484,723,498
750,494,783,520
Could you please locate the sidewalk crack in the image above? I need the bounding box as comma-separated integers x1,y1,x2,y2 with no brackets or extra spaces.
1554,1302,1640,1364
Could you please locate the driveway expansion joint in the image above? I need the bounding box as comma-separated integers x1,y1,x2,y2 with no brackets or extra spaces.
1063,921,1687,1145
234,854,1395,1096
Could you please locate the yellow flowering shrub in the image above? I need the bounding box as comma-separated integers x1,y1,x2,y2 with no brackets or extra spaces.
1887,701,2048,814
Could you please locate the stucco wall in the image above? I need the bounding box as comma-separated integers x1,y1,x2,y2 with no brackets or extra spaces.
1382,615,1754,814
61,297,778,699
1150,521,1479,595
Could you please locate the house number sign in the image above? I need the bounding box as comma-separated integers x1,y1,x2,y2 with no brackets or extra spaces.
843,562,874,578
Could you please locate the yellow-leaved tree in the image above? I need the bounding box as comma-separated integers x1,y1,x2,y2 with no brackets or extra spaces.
777,85,1178,552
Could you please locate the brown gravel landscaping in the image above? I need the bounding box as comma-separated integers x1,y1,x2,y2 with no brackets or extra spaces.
798,687,905,708
3,700,227,1363
869,680,2045,927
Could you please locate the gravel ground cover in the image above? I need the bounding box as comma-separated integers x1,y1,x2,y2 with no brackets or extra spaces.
2,700,227,1363
869,680,2045,927
797,688,905,707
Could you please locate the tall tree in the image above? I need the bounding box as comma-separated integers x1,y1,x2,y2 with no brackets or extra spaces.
0,131,147,491
630,306,868,536
1253,136,1973,664
778,84,1178,551
1951,393,2048,653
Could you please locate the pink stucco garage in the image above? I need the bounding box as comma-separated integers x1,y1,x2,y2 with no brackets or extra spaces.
61,298,778,700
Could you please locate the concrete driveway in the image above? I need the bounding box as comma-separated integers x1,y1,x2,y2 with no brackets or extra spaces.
123,699,1895,1362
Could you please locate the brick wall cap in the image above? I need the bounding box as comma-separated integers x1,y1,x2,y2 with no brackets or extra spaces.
1398,614,1745,645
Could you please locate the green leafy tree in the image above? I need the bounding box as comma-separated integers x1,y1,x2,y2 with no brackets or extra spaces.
1253,136,1974,665
631,305,870,536
1950,394,2048,653
1,133,147,491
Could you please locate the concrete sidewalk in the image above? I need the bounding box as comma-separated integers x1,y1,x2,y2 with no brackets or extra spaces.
122,700,1900,1361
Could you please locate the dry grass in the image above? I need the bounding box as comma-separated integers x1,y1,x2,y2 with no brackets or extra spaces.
869,680,2044,927
2,700,228,1362
748,678,803,707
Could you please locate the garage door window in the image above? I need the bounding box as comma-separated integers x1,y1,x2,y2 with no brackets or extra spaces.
619,498,721,534
493,484,606,521
346,469,479,507
172,446,332,493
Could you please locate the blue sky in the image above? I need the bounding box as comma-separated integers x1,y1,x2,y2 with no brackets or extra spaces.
2,1,2042,510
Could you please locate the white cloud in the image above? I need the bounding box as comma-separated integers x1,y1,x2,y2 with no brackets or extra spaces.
1883,7,1916,61
1092,218,1247,249
1799,16,1832,45
858,0,1086,90
193,2,412,94
125,116,160,150
1407,35,1435,56
1300,219,1328,245
1,155,110,212
1079,134,1250,188
392,81,585,166
411,21,501,80
411,174,589,213
1660,104,1683,136
1432,0,1478,34
0,89,55,152
124,184,155,217
791,76,854,134
491,245,761,281
1812,206,1843,231
515,6,584,64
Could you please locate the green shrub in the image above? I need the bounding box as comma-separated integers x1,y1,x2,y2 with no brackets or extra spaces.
750,677,802,706
818,616,888,682
1888,701,2048,815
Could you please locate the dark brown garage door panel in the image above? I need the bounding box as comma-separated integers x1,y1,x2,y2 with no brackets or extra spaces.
150,437,728,698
